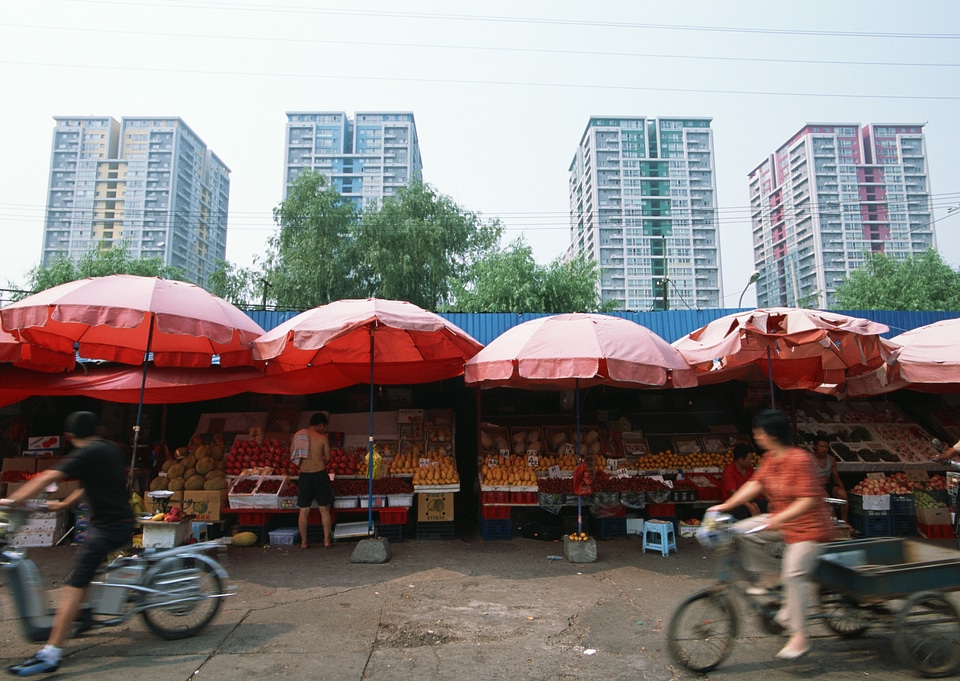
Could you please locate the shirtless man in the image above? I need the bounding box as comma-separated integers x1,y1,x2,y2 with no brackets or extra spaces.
811,436,848,523
292,412,333,548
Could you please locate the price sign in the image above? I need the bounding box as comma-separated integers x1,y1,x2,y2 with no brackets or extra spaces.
499,449,511,457
564,442,576,455
548,465,562,478
488,457,499,468
614,468,632,479
662,479,674,489
606,458,619,471
526,453,539,468
419,458,432,468
866,472,887,479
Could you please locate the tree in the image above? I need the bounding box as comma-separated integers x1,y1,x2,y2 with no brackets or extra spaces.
264,171,362,309
353,181,502,310
833,249,960,310
451,237,616,313
207,260,261,308
15,243,184,300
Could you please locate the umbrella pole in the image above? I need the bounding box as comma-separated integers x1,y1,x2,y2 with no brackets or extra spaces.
129,318,154,490
767,346,776,410
575,378,582,536
367,326,375,536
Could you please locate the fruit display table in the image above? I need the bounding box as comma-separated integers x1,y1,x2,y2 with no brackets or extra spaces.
222,506,410,542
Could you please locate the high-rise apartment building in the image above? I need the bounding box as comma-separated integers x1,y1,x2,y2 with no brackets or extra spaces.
283,112,422,209
568,117,722,311
749,123,934,309
42,116,230,288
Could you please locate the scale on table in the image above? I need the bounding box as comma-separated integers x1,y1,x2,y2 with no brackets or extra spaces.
332,521,374,540
146,490,175,516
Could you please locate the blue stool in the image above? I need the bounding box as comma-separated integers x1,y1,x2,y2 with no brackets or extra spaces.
642,518,677,556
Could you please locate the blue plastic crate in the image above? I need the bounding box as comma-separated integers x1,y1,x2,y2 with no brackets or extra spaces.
850,512,892,538
891,494,915,516
592,516,627,539
416,521,455,540
479,518,512,541
892,515,919,537
376,523,403,543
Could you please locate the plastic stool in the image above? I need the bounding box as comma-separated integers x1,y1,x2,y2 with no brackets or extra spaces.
191,522,208,542
642,518,677,556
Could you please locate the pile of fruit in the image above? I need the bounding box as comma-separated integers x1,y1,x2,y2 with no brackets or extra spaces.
566,531,590,541
1,470,36,482
327,448,358,475
149,505,183,523
479,455,536,486
224,437,299,477
537,477,574,494
637,450,733,470
914,489,947,509
850,472,916,495
412,454,460,486
149,444,228,492
533,453,579,472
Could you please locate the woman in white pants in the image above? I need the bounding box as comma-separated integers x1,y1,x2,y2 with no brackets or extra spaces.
708,409,834,661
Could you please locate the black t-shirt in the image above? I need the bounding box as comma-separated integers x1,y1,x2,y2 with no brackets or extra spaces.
56,439,133,525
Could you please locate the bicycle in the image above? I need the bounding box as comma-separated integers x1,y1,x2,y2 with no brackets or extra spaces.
0,501,233,643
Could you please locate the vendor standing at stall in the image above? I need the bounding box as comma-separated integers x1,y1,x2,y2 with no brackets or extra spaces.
291,412,334,549
811,436,848,523
720,443,765,519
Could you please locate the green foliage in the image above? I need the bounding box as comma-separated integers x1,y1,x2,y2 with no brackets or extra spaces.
207,260,260,308
264,171,362,309
450,237,615,313
833,250,960,311
17,243,184,300
353,181,502,310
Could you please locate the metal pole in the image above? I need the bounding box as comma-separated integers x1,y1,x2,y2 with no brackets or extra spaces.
130,317,155,490
575,378,582,536
367,325,375,536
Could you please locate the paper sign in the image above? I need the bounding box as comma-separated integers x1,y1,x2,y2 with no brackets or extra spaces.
548,465,562,478
499,449,511,457
526,453,539,468
607,459,618,471
419,458,431,468
487,457,499,468
564,442,576,455
866,472,886,479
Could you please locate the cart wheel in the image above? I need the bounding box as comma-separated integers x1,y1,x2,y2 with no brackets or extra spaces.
667,588,739,673
893,590,960,678
820,589,870,638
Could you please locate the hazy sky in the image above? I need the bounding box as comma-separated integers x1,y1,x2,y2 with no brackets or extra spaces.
2,0,958,308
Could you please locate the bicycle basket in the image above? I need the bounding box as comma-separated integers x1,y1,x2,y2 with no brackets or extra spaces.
695,511,734,549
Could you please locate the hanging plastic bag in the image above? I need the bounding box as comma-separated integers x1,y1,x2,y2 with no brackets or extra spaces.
573,461,593,496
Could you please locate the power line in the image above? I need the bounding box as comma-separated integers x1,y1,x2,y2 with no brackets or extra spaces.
4,59,958,102
53,0,960,40
6,22,958,71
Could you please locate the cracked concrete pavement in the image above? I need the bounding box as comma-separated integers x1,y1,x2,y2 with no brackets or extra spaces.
0,532,956,680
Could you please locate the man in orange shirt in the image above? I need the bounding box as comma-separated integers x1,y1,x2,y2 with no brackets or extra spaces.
720,443,763,520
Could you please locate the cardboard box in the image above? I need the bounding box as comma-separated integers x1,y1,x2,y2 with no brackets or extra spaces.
183,490,228,521
141,519,191,548
5,479,80,501
2,458,37,473
917,506,952,525
27,436,61,451
417,492,454,522
35,457,66,472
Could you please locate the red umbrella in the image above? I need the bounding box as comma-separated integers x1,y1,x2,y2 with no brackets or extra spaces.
464,313,696,536
0,327,75,372
464,313,696,390
672,307,892,406
847,318,960,396
0,275,265,368
0,275,266,483
252,298,484,535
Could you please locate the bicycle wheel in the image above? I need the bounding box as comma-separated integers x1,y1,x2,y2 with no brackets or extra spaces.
667,588,739,673
819,589,870,638
892,591,960,678
140,555,224,640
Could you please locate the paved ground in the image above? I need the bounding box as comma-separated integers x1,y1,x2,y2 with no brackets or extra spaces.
1,529,958,680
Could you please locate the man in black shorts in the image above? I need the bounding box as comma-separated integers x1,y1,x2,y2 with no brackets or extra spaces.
5,411,134,677
292,413,334,548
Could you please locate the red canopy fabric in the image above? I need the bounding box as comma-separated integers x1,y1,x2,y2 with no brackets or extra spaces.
1,275,265,368
0,328,75,372
464,313,696,390
252,298,483,389
0,364,267,409
673,307,892,393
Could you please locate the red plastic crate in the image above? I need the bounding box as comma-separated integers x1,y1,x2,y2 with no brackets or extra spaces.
236,511,269,525
918,522,955,539
480,504,511,520
510,491,537,505
481,491,509,504
378,508,408,525
647,503,676,518
689,474,722,502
